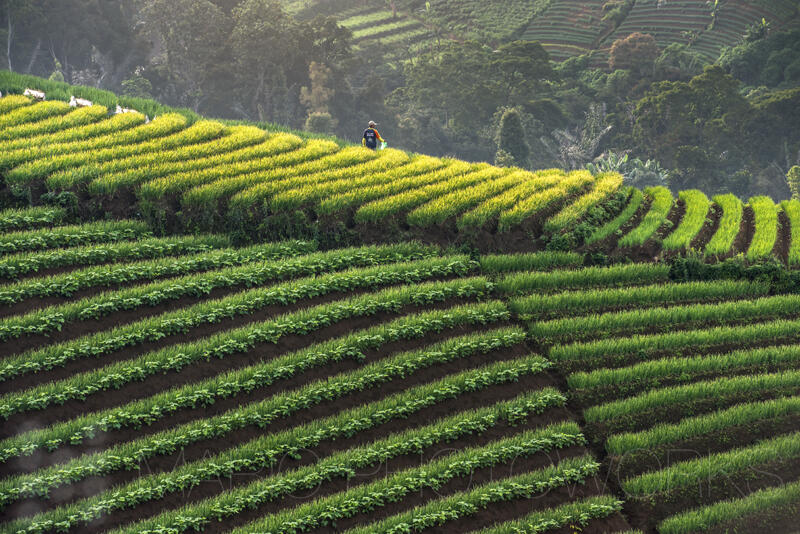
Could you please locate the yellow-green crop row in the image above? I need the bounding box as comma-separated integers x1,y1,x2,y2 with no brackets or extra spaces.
457,169,566,230
0,94,33,115
48,125,267,190
6,117,221,187
544,171,623,232
497,170,593,232
618,185,673,246
781,199,800,265
0,99,71,129
747,195,779,261
586,187,643,245
0,104,107,141
704,193,743,256
662,189,711,250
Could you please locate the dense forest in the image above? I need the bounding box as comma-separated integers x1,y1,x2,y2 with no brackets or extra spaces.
2,0,800,199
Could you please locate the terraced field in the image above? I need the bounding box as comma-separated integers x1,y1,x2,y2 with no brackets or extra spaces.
3,209,800,533
1,93,798,263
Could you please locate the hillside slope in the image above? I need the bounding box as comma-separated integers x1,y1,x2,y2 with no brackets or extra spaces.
0,77,798,265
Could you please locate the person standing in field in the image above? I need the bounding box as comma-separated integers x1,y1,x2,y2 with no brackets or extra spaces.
362,121,385,150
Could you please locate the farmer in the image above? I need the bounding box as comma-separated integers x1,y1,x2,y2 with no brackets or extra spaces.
362,121,385,150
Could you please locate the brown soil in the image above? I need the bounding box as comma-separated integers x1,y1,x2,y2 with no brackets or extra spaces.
0,318,507,476
733,205,756,256
0,346,558,518
0,281,464,396
74,405,579,534
625,460,800,531
690,202,722,252
776,209,791,265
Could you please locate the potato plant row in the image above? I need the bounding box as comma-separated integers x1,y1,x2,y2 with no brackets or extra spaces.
13,390,569,534
0,270,487,419
0,300,509,462
0,242,437,340
0,220,150,256
0,206,68,233
0,353,548,507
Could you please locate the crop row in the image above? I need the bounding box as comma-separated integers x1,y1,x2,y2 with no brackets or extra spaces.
498,262,671,295
0,95,32,115
0,241,319,305
0,300,509,463
0,242,436,340
0,352,548,506
543,172,623,233
0,100,71,129
704,193,742,256
585,187,642,245
782,199,800,265
0,220,150,256
0,234,242,279
0,105,107,142
340,462,613,534
662,189,710,250
618,186,673,247
13,388,567,534
0,113,183,174
7,119,225,187
0,206,68,233
0,262,482,419
229,444,598,534
511,279,768,320
479,251,583,273
747,195,779,261
528,293,800,342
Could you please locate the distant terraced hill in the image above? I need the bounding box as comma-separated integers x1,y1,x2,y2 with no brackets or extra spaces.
283,0,799,63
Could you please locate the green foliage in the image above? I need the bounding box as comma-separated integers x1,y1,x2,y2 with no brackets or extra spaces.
787,165,800,200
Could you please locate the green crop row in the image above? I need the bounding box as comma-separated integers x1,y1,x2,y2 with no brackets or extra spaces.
0,113,184,176
659,477,800,534
318,160,471,216
528,293,800,342
406,168,521,227
0,242,314,305
662,189,711,250
607,395,800,457
544,172,623,233
0,300,509,461
584,370,800,426
0,242,435,340
474,496,623,534
0,104,107,142
343,456,607,534
782,199,800,266
550,316,800,366
586,187,643,245
231,443,596,534
354,165,499,223
479,251,583,273
512,280,767,320
47,125,266,190
0,352,547,506
0,206,68,232
0,234,241,279
498,263,670,295
0,111,144,157
497,170,593,232
456,169,566,230
13,390,568,534
704,193,743,256
568,342,800,403
0,220,150,256
623,430,800,496
0,262,481,418
269,155,446,212
7,118,222,187
747,195,779,261
618,185,673,247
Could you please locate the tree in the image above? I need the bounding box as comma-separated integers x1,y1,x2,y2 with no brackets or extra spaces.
609,32,660,75
788,166,800,200
495,108,529,168
300,62,334,114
